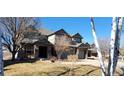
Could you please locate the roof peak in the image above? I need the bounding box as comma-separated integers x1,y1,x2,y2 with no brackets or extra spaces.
72,33,83,39
48,28,71,37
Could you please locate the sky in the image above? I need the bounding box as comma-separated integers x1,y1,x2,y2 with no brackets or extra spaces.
39,17,124,46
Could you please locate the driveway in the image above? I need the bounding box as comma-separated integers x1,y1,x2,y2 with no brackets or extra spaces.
61,59,124,68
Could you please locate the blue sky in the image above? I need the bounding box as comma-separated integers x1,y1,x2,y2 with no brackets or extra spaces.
39,17,124,46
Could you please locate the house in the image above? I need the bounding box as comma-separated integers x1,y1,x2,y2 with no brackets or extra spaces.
70,33,90,59
88,43,98,57
72,33,83,43
18,31,54,60
18,28,92,60
48,29,72,45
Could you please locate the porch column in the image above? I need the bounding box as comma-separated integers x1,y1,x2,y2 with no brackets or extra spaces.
76,48,79,59
47,46,52,59
85,49,88,59
33,45,36,58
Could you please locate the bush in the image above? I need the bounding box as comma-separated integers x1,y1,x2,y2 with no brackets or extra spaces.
67,55,78,62
50,56,57,63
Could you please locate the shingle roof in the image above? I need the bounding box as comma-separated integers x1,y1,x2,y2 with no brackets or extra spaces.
21,31,53,46
72,33,83,39
21,38,38,44
38,28,53,35
69,42,90,48
48,29,71,37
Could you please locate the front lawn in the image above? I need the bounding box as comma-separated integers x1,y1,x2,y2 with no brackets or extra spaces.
4,61,123,76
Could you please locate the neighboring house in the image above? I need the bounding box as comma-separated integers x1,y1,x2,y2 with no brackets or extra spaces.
88,43,98,57
18,28,96,60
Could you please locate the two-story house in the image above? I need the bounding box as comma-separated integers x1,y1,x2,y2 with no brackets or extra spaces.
70,33,90,59
18,28,90,60
48,29,90,59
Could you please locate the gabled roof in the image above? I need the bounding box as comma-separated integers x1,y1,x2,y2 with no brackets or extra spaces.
72,33,83,39
79,42,90,48
23,31,41,39
69,42,90,48
38,28,53,35
21,32,53,46
48,29,71,37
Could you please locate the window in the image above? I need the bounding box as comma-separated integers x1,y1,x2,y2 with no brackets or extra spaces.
25,45,34,54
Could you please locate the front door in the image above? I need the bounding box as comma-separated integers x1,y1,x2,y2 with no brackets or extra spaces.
39,46,47,58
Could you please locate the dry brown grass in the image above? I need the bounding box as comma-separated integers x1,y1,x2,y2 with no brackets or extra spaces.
4,61,123,76
67,55,78,62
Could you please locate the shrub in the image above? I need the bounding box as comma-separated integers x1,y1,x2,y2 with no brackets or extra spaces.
50,56,57,63
67,55,78,62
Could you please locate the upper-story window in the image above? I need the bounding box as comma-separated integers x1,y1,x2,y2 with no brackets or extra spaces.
72,37,82,43
55,35,71,44
72,33,83,43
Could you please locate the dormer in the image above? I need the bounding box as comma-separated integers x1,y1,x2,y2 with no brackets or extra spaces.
72,33,83,43
48,29,71,44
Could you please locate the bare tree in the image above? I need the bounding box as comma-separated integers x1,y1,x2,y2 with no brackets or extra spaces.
91,17,123,76
120,46,124,61
113,17,123,74
0,17,37,61
90,17,106,76
0,31,4,75
55,35,70,60
108,17,123,76
108,17,117,76
98,38,110,60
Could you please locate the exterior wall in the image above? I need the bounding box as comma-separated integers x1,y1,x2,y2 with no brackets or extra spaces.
34,45,52,59
69,47,76,55
19,44,90,60
72,37,82,43
18,44,52,60
25,45,35,59
78,48,85,59
48,34,72,45
69,47,89,59
55,35,72,44
48,35,56,44
76,48,88,59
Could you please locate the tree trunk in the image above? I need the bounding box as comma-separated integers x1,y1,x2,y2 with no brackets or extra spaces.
90,17,106,76
113,17,123,74
0,33,4,76
108,17,117,76
108,17,123,76
11,51,16,62
122,56,124,62
11,43,17,62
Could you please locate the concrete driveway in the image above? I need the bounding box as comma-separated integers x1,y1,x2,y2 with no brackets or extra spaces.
61,59,124,68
